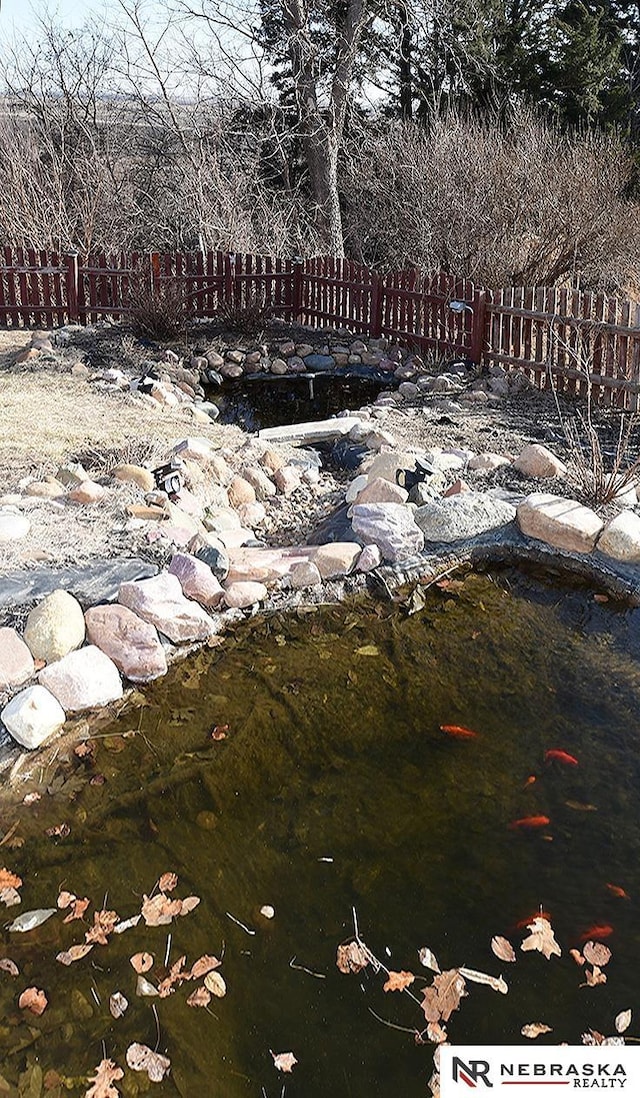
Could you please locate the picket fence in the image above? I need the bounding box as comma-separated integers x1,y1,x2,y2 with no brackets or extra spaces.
1,247,639,408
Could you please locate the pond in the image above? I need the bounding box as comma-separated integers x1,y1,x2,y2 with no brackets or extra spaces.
209,371,395,430
1,568,640,1096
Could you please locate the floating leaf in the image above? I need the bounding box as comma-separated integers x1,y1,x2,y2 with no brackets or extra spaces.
187,986,211,1008
336,941,369,974
158,872,178,893
616,1010,632,1034
355,645,380,657
109,992,128,1019
85,909,119,946
8,908,56,933
491,937,516,964
136,975,159,997
581,966,607,987
521,918,561,960
141,893,183,927
158,956,188,998
188,955,221,980
56,943,93,966
271,1051,297,1074
57,890,75,910
84,1058,124,1098
383,970,415,992
113,914,141,934
18,987,47,1015
418,947,441,973
0,887,21,907
64,897,90,923
0,869,22,890
521,1022,553,1039
179,896,200,916
204,970,227,998
130,952,154,974
126,1043,170,1083
459,966,508,994
0,958,19,977
583,941,612,967
421,969,467,1024
426,1021,448,1044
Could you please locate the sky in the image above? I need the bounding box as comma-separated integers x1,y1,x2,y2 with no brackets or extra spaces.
1,0,106,40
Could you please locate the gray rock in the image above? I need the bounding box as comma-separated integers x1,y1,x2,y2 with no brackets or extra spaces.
24,590,86,663
1,685,66,749
289,561,323,588
85,604,167,682
350,502,425,563
119,573,216,642
192,541,231,581
304,354,335,372
414,493,516,543
39,646,123,712
168,552,224,606
0,628,35,690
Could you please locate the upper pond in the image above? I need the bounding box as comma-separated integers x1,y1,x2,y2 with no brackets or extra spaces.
1,567,640,1096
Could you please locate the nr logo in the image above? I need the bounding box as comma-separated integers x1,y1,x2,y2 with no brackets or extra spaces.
452,1056,493,1088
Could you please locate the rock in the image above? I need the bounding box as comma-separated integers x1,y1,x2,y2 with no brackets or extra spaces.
39,646,123,712
278,341,296,357
173,488,202,517
168,552,224,607
206,350,224,369
398,382,419,399
356,544,382,571
516,493,603,553
260,448,286,474
0,509,30,542
304,353,335,371
274,466,301,495
345,474,369,503
408,480,443,505
289,561,323,588
270,357,288,375
84,605,167,682
360,451,416,483
296,343,314,357
394,364,417,381
203,506,241,533
0,628,35,690
24,590,86,662
56,462,90,487
597,510,640,562
443,478,471,496
258,417,364,445
173,437,215,463
460,389,489,404
223,581,268,608
25,478,66,499
237,501,266,527
113,465,155,492
241,467,276,499
67,480,106,505
225,546,313,584
192,541,230,582
468,452,512,472
352,476,408,506
312,542,362,579
514,444,567,478
119,573,215,642
351,503,424,563
1,685,66,749
220,363,243,380
228,476,256,509
127,503,167,521
363,429,397,451
414,493,516,542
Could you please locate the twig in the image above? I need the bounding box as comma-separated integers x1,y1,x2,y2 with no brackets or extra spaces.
152,1003,161,1053
289,956,326,979
226,911,256,935
164,932,172,968
367,1007,421,1036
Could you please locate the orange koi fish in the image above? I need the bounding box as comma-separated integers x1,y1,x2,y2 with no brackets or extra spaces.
440,724,478,739
523,775,537,788
508,815,551,830
516,909,553,929
544,749,579,766
579,924,614,941
605,883,630,900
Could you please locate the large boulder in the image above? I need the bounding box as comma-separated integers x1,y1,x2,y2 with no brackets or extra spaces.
39,646,123,712
84,605,167,682
1,685,66,749
514,444,567,478
350,503,424,563
23,589,86,663
414,493,516,543
597,510,640,563
118,573,216,642
516,493,603,553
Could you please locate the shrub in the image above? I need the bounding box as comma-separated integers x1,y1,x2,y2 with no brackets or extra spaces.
127,277,193,342
215,291,273,337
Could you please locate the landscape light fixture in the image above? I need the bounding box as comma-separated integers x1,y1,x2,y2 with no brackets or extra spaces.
448,299,474,314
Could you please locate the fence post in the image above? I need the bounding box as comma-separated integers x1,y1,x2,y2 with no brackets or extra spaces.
292,257,303,323
149,251,161,294
370,271,384,339
470,289,488,368
224,252,235,305
64,252,79,323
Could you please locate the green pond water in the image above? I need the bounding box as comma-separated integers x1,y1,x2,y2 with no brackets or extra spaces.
2,568,640,1096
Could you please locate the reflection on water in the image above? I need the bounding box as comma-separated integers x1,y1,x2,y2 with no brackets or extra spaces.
1,569,640,1096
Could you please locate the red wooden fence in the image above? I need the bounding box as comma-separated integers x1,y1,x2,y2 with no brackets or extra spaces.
1,247,639,408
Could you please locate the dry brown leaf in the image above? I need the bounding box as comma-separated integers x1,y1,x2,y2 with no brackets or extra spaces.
179,895,200,916
426,1021,448,1044
188,955,221,980
0,868,22,890
459,966,508,995
57,890,76,910
521,918,561,960
421,969,467,1024
204,970,226,998
272,1051,298,1074
581,965,607,987
125,1043,170,1083
158,956,187,998
158,872,178,893
130,952,154,974
383,970,415,993
141,893,183,927
85,909,119,946
84,1058,124,1098
18,987,48,1015
570,949,585,966
187,986,211,1008
491,936,516,963
63,897,90,923
56,943,94,966
22,792,41,805
521,1022,553,1039
74,741,94,758
418,947,441,973
109,992,128,1019
0,958,19,977
583,941,612,967
336,940,369,974
0,887,21,907
616,1009,632,1034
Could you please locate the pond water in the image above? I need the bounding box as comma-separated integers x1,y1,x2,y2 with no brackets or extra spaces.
210,372,394,430
2,568,640,1096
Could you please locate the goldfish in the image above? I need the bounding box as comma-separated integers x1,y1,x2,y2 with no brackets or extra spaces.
508,815,551,830
516,910,553,928
544,749,579,766
605,883,630,900
440,724,478,739
523,775,537,788
579,924,614,941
